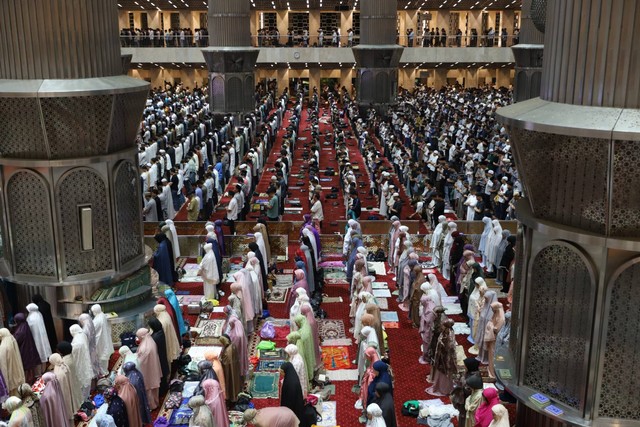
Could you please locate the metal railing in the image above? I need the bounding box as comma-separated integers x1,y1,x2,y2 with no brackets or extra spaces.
119,31,520,48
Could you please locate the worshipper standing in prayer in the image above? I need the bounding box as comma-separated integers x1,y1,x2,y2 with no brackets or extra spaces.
148,317,170,394
153,232,175,287
69,324,94,400
115,375,143,427
25,304,52,373
40,372,71,427
57,341,83,413
153,304,181,363
78,313,101,379
17,383,44,427
279,362,305,421
374,382,397,427
285,344,308,397
474,388,501,427
202,378,229,427
219,334,242,403
12,313,41,381
31,295,57,351
135,328,163,411
123,362,152,425
92,304,114,376
48,353,75,421
198,243,221,300
105,387,129,427
366,403,387,427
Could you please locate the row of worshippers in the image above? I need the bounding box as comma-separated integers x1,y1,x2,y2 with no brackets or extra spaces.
388,218,514,426
138,84,280,223
0,302,114,426
341,218,399,426
350,86,522,226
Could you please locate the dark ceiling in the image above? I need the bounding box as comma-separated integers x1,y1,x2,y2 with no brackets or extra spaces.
118,0,521,11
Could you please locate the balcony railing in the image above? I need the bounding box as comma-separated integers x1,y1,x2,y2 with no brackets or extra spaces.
119,32,520,49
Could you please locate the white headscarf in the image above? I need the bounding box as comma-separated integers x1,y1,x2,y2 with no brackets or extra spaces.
198,243,220,286
153,305,181,362
488,404,510,427
165,219,180,258
254,232,269,265
69,324,94,388
26,303,52,363
91,304,115,372
366,403,386,427
285,344,309,397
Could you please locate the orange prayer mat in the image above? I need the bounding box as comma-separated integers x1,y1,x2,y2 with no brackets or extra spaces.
322,346,351,370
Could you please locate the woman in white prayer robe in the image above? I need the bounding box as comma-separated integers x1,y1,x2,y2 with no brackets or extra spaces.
25,304,52,366
92,304,114,376
69,324,94,400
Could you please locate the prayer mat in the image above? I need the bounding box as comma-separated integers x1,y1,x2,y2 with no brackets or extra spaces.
259,348,286,360
267,287,288,303
319,261,346,268
383,322,400,329
324,269,347,280
373,289,392,298
316,401,337,427
328,369,359,381
282,268,294,274
250,371,280,398
258,359,286,371
380,311,399,322
275,274,293,288
377,298,389,310
322,338,353,346
318,319,347,342
372,282,388,289
265,318,289,327
194,319,224,345
368,261,388,276
322,346,351,370
453,322,471,335
325,278,350,285
323,296,343,303
188,346,221,362
169,397,193,425
443,304,463,315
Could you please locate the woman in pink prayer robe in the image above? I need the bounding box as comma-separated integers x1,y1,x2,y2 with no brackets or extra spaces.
40,372,71,427
135,328,163,410
227,317,249,377
286,270,309,313
203,379,229,427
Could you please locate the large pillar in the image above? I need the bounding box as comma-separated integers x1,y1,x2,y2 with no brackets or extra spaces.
202,0,258,121
352,0,404,113
511,0,545,101
0,0,151,335
496,1,640,425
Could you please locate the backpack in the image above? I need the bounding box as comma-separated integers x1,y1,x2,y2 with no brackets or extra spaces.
402,400,420,417
374,248,387,262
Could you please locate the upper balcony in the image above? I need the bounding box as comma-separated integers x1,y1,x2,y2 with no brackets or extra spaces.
121,34,516,67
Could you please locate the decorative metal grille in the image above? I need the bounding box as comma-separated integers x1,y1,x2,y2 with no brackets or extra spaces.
598,262,640,419
523,244,593,410
114,161,143,265
7,171,56,277
611,140,640,237
109,92,146,153
57,168,113,276
320,13,340,33
211,76,225,112
530,0,547,33
40,95,113,159
511,128,608,234
0,98,48,158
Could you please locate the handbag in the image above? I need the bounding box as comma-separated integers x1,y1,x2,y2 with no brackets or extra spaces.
402,400,420,417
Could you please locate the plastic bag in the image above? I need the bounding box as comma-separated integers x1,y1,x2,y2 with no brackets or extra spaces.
260,321,276,340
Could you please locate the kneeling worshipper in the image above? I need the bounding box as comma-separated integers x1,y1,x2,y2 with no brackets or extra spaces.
243,407,300,427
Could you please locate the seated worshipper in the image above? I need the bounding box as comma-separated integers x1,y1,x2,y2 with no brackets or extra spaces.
122,363,152,424
188,395,215,427
12,314,41,382
243,407,300,427
134,328,162,411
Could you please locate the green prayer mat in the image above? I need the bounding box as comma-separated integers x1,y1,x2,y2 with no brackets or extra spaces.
250,371,280,398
